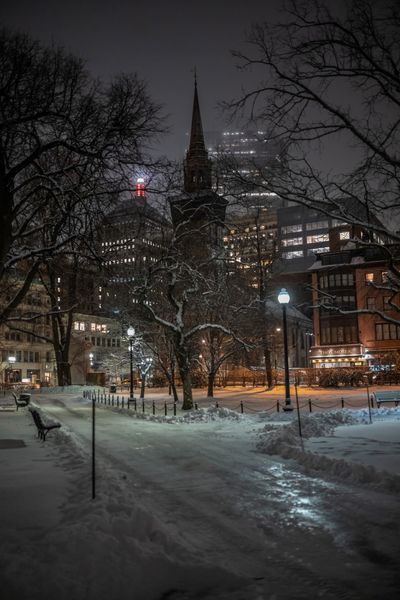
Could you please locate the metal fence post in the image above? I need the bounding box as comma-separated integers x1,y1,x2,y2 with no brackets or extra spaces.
164,401,167,416
152,401,155,415
240,400,244,414
173,402,177,416
309,399,312,413
341,397,344,409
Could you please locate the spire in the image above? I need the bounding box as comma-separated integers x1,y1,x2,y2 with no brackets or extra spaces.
184,74,212,193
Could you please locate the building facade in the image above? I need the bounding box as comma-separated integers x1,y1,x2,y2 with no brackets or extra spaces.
310,243,400,368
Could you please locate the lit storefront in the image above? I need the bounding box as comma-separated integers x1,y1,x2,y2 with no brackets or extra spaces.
309,344,365,368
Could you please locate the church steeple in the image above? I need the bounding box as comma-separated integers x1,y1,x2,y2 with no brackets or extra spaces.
183,75,212,193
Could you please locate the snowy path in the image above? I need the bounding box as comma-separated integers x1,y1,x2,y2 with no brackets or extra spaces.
31,395,400,599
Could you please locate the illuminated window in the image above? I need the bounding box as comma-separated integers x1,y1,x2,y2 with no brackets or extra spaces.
281,224,302,234
339,231,350,240
307,247,329,256
306,234,329,245
381,271,388,283
282,250,304,259
365,272,374,284
282,237,302,247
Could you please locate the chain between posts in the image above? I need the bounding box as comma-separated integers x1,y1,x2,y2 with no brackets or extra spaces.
87,391,378,417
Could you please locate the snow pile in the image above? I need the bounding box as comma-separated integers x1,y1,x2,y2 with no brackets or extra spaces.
94,403,244,424
257,409,400,493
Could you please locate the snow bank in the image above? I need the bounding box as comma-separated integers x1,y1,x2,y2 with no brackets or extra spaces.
93,403,244,424
257,409,400,493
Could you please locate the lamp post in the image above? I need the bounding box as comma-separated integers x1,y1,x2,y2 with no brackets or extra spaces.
278,288,292,410
127,326,135,403
139,357,153,399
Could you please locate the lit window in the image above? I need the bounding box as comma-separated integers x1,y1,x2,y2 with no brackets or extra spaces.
381,271,389,283
339,231,350,240
306,234,329,245
282,250,304,259
282,237,302,247
365,273,374,284
281,224,302,234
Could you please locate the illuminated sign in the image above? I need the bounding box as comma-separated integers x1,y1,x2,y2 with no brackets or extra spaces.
310,344,363,359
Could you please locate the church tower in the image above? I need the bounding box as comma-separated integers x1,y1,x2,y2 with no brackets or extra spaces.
183,76,212,192
169,78,228,260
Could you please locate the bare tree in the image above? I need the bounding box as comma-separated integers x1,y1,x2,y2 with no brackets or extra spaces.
0,29,164,325
227,0,399,233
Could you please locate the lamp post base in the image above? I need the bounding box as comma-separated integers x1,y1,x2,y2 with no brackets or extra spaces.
283,401,293,412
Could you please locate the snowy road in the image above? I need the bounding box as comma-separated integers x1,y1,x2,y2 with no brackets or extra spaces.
37,394,400,599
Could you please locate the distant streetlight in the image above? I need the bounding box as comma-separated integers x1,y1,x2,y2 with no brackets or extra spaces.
278,288,292,410
89,353,94,367
8,356,16,364
127,326,135,403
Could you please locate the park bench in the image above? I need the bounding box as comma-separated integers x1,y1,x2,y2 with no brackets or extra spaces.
372,390,400,408
12,392,31,410
29,408,61,441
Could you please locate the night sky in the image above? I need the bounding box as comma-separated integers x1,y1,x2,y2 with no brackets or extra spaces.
0,0,282,159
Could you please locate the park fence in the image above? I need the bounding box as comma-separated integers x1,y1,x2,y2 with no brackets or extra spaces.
83,389,381,416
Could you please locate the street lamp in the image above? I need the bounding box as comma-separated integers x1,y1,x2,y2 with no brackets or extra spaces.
278,288,292,410
127,326,135,403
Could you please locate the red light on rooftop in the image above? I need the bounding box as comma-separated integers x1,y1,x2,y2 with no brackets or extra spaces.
136,177,145,197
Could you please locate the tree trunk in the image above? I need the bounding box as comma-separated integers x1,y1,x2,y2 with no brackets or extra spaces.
180,367,193,410
140,375,146,399
207,371,215,398
263,340,273,389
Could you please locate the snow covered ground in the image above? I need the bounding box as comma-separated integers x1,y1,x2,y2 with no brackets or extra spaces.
1,392,400,599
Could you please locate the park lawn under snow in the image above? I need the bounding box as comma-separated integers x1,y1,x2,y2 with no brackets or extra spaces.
1,394,400,599
256,407,400,492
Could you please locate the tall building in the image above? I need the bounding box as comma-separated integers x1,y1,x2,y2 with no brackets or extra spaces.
208,129,285,210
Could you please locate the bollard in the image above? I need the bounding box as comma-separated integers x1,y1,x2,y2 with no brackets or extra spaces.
152,401,155,415
215,401,219,408
309,399,312,413
122,398,124,409
240,400,244,414
134,398,137,411
117,396,119,407
277,401,280,412
173,402,177,416
195,402,198,410
142,399,145,413
164,401,167,416
341,397,344,409
112,396,114,406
